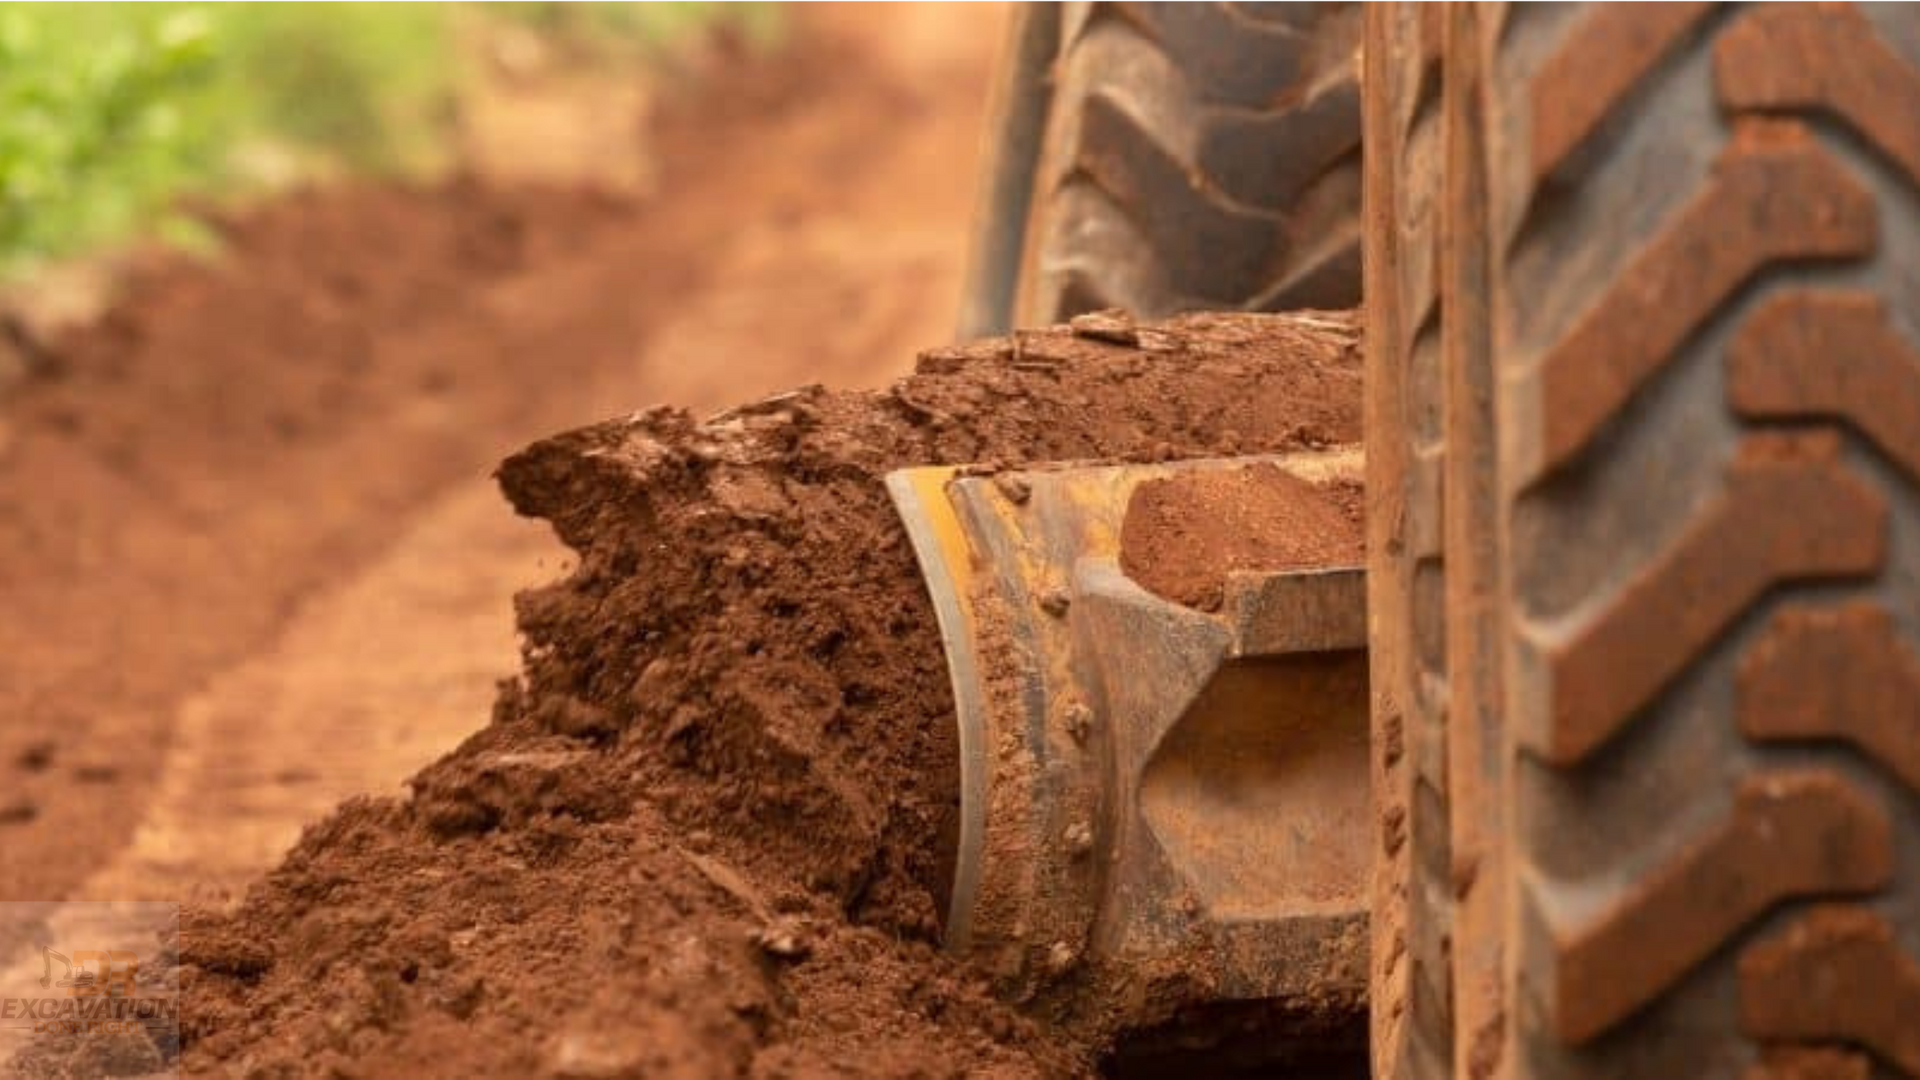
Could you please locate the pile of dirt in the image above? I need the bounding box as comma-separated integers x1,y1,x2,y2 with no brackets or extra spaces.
1120,463,1364,613
169,311,1361,1076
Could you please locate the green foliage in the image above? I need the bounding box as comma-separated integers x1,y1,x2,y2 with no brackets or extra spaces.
0,2,777,274
197,3,458,174
0,6,220,270
493,2,783,58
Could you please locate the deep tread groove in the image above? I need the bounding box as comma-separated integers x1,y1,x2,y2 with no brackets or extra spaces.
1520,130,1876,482
1728,291,1920,480
1715,4,1920,185
1740,905,1920,1075
1738,603,1920,794
1014,1,1362,325
1532,434,1886,764
1550,769,1892,1044
1527,4,1715,182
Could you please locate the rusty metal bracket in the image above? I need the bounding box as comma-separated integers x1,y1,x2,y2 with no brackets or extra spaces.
886,450,1369,1028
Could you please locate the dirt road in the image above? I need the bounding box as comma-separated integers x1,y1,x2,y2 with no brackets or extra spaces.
0,4,1003,907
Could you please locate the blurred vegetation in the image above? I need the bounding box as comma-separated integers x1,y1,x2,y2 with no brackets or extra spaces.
0,2,780,275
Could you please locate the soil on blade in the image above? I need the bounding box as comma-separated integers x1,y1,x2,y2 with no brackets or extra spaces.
1120,464,1365,613
176,312,1362,1076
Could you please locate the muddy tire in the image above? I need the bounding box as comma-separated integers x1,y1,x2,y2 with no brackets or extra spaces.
1369,4,1920,1076
959,2,1363,335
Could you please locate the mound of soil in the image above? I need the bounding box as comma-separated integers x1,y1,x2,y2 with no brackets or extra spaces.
174,311,1361,1076
1121,464,1365,613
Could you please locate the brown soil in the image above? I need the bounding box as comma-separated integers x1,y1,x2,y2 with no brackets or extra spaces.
0,182,628,901
0,5,991,908
1120,464,1365,612
166,311,1360,1077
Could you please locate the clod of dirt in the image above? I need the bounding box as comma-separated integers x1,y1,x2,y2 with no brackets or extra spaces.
14,741,54,773
1120,463,1365,612
175,311,1361,1076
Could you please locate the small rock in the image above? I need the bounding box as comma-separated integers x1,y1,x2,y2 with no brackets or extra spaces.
1038,588,1071,617
994,474,1032,505
1042,941,1078,977
1062,703,1093,745
751,918,811,961
1063,820,1094,859
1069,308,1139,346
1135,327,1183,352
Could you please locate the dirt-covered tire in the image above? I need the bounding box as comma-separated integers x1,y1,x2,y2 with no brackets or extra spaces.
1370,4,1920,1076
959,2,1363,335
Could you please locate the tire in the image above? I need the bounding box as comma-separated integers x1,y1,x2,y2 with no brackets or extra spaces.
959,1,1364,336
1369,4,1920,1077
1364,6,1455,1080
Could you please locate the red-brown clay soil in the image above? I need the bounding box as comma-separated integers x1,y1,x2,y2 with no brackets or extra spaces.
1120,464,1365,613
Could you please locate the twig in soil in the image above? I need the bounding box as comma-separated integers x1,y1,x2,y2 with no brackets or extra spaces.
675,845,773,921
674,844,813,960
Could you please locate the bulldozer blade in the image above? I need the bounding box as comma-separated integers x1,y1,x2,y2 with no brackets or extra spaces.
885,449,1371,1026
